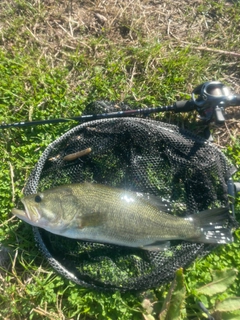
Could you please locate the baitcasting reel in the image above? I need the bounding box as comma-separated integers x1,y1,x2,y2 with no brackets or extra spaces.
191,81,240,123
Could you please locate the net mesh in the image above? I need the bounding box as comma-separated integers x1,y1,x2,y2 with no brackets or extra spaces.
24,110,237,291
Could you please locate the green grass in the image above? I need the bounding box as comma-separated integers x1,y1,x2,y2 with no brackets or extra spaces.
0,0,240,319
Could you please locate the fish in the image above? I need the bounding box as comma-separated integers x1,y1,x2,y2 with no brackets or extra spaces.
12,183,233,251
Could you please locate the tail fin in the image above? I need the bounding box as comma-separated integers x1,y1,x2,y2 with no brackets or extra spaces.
191,207,233,244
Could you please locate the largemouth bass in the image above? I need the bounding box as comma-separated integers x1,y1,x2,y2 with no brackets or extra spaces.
12,183,233,251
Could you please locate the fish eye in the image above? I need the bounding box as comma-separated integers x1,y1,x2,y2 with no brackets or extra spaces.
34,195,42,203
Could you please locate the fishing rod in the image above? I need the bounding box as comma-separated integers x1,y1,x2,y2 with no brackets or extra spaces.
0,101,196,129
1,81,240,129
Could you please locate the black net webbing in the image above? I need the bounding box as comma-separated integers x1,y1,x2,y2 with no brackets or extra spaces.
24,116,237,291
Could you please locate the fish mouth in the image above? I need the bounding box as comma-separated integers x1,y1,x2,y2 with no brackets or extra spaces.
12,200,40,224
12,207,29,219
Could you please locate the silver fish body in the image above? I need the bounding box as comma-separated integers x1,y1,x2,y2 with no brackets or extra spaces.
12,183,233,250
